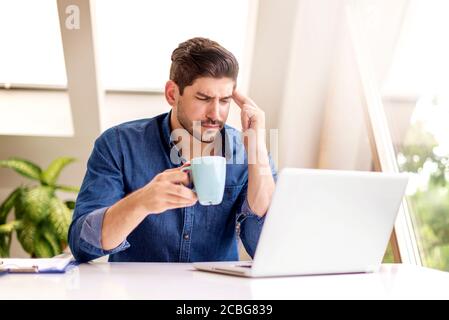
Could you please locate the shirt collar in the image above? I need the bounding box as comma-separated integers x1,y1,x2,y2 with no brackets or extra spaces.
161,110,173,149
161,111,186,164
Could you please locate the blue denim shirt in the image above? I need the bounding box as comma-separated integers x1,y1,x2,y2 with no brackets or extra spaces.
69,111,277,263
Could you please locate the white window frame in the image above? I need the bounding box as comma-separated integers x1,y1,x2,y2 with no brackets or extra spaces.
345,0,422,265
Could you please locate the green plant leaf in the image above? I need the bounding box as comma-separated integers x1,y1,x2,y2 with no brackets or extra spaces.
0,219,22,257
48,198,72,242
0,221,20,257
1,157,79,257
14,188,27,220
0,234,12,257
0,158,42,181
42,226,61,255
65,200,76,210
55,185,80,193
0,220,22,234
41,157,76,186
33,233,54,258
21,186,54,223
17,219,37,255
0,187,21,224
0,224,13,234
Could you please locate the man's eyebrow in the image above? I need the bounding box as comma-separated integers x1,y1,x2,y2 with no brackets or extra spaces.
196,92,232,99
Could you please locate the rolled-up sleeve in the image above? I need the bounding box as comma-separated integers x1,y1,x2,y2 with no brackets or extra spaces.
79,207,130,256
69,127,130,262
237,154,277,258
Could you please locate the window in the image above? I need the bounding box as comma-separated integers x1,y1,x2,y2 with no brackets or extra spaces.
94,0,252,90
381,1,449,270
0,0,66,86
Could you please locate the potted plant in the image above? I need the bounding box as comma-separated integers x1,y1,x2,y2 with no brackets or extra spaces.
0,157,79,258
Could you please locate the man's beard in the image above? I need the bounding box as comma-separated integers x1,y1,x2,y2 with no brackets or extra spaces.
176,101,224,143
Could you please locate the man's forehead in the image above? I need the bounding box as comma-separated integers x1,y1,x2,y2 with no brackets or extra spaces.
190,77,235,96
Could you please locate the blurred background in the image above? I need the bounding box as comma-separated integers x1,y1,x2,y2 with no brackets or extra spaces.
1,0,449,271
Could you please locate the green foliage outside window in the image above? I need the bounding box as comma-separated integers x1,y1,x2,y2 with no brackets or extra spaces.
397,122,449,270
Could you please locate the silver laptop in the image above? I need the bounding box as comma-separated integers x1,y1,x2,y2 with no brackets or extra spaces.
193,168,409,277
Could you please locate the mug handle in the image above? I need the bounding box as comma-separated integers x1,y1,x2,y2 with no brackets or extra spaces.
181,166,196,192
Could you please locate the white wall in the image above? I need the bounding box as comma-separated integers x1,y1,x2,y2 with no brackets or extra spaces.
316,0,409,171
317,5,373,171
277,0,344,169
248,0,299,132
0,90,73,137
248,0,346,169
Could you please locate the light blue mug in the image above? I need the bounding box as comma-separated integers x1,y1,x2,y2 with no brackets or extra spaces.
182,156,226,206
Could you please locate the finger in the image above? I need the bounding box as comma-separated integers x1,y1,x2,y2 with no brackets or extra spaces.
162,170,190,185
232,90,246,108
164,162,191,173
242,104,258,115
166,184,197,201
241,108,249,131
233,90,257,109
241,104,257,131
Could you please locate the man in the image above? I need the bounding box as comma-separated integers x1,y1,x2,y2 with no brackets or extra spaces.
69,37,276,262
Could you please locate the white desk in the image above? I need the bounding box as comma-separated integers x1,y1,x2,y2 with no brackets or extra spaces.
1,262,448,299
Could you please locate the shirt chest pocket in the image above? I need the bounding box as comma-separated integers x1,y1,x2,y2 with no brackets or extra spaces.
202,185,244,231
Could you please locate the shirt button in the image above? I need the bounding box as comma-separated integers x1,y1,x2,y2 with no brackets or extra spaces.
183,233,190,240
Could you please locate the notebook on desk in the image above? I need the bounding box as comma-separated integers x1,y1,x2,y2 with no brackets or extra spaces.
0,253,75,273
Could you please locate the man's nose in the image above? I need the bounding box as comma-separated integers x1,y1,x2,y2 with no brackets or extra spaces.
206,99,220,120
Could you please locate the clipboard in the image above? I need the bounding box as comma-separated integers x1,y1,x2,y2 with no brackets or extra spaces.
0,254,76,274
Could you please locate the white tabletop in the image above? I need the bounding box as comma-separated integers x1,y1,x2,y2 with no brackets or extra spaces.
1,262,449,299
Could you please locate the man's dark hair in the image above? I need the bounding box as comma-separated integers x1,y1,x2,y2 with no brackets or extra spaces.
170,37,239,95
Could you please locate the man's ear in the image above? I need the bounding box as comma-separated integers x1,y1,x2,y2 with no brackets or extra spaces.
165,80,178,107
